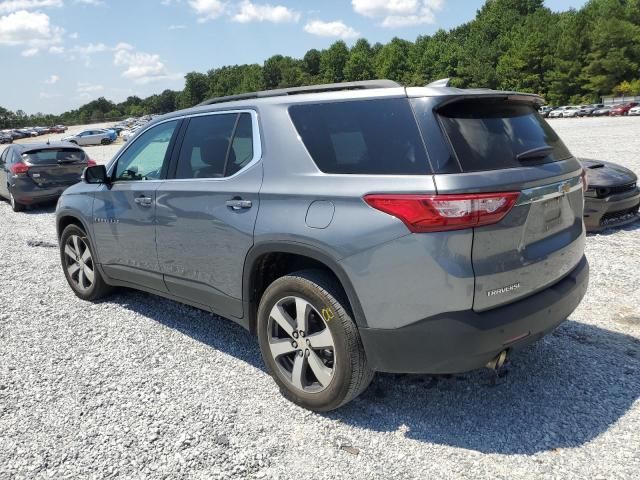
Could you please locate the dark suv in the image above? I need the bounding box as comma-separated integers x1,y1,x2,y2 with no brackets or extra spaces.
56,80,589,411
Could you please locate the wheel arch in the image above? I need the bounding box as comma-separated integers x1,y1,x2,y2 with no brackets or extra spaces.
243,242,367,334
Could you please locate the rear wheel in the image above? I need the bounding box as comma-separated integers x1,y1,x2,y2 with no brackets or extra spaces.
257,270,373,411
101,138,111,145
9,192,24,212
60,224,112,301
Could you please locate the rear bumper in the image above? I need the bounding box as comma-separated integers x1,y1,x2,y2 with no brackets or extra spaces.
358,255,589,374
584,189,640,232
10,179,71,205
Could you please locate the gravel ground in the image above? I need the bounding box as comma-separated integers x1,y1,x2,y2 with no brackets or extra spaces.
1,117,639,479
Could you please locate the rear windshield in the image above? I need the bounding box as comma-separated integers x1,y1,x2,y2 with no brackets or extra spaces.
435,100,572,172
23,148,86,165
289,98,431,175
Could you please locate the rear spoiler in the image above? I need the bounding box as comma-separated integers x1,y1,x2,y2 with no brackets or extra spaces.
433,93,545,109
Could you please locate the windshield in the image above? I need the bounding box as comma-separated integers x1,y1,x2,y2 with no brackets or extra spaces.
23,148,86,165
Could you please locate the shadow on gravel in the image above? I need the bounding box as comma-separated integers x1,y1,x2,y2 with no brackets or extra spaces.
112,292,640,455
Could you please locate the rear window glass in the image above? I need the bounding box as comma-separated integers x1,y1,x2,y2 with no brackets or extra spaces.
23,148,86,165
289,98,431,175
436,100,572,172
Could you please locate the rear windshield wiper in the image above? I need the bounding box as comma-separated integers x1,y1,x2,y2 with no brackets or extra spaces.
516,146,554,161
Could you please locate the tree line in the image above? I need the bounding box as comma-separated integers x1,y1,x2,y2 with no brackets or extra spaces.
2,0,640,129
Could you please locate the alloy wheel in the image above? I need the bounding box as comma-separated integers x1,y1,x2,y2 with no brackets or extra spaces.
63,235,95,292
267,296,336,393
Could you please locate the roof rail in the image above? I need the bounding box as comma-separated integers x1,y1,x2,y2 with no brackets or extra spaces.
197,79,402,106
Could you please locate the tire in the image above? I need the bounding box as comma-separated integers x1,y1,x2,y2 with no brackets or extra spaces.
60,224,113,301
69,140,78,145
257,270,373,411
100,138,110,145
9,192,24,212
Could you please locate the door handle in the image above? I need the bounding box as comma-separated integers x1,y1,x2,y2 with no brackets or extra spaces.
226,198,252,210
134,196,153,207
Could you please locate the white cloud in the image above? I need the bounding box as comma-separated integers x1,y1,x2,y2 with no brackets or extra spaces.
188,0,225,22
68,32,79,39
45,74,59,84
21,47,39,56
74,0,104,5
70,42,108,54
77,82,104,93
0,0,62,14
352,0,444,27
304,20,360,39
168,24,186,30
231,1,300,23
49,45,64,54
0,10,64,48
113,44,182,84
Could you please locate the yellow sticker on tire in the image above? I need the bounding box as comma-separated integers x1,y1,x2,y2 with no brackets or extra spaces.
321,308,335,322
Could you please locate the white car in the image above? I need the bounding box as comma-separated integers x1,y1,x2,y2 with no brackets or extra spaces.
549,106,580,118
628,105,640,116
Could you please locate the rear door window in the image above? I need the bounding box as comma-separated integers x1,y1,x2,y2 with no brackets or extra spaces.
174,112,254,179
289,98,431,175
434,99,572,172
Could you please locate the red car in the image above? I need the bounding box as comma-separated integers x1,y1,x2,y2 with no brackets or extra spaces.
610,102,638,116
49,125,67,133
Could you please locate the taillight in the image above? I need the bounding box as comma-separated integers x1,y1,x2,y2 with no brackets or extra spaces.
87,159,97,167
10,162,29,175
364,192,520,233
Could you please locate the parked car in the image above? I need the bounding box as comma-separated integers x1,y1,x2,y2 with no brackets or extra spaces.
539,106,554,117
62,129,116,146
55,80,588,411
9,129,29,140
581,159,639,231
0,131,13,144
577,104,603,117
591,105,613,116
0,142,94,212
17,128,38,137
34,127,51,135
628,105,640,116
610,102,639,116
548,106,580,118
49,125,68,133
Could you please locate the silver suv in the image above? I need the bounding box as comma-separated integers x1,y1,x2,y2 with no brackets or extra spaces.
56,80,589,411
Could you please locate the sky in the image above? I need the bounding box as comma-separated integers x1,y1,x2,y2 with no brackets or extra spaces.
0,0,588,114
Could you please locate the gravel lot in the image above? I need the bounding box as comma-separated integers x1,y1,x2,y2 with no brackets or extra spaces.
1,117,639,479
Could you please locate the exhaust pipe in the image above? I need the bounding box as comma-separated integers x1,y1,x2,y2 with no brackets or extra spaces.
485,350,508,371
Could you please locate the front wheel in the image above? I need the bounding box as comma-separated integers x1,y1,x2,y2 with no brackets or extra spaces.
60,224,113,301
257,270,373,411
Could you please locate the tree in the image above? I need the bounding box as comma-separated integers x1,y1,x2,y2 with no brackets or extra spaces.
344,39,375,81
320,41,349,83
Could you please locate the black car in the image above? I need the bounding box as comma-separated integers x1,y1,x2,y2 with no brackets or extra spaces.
0,142,94,212
0,132,13,144
582,159,640,231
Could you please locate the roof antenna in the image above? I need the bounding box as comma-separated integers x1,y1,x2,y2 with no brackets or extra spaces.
426,78,451,88
46,137,50,145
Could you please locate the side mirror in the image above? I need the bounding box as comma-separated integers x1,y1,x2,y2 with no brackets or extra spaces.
83,164,109,185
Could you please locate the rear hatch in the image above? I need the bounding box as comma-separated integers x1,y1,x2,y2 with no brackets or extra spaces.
22,147,89,188
412,95,585,311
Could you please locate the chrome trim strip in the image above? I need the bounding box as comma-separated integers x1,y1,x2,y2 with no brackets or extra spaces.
516,175,582,206
107,109,262,182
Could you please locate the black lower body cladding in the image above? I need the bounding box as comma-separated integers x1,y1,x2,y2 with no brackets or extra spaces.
358,256,589,374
